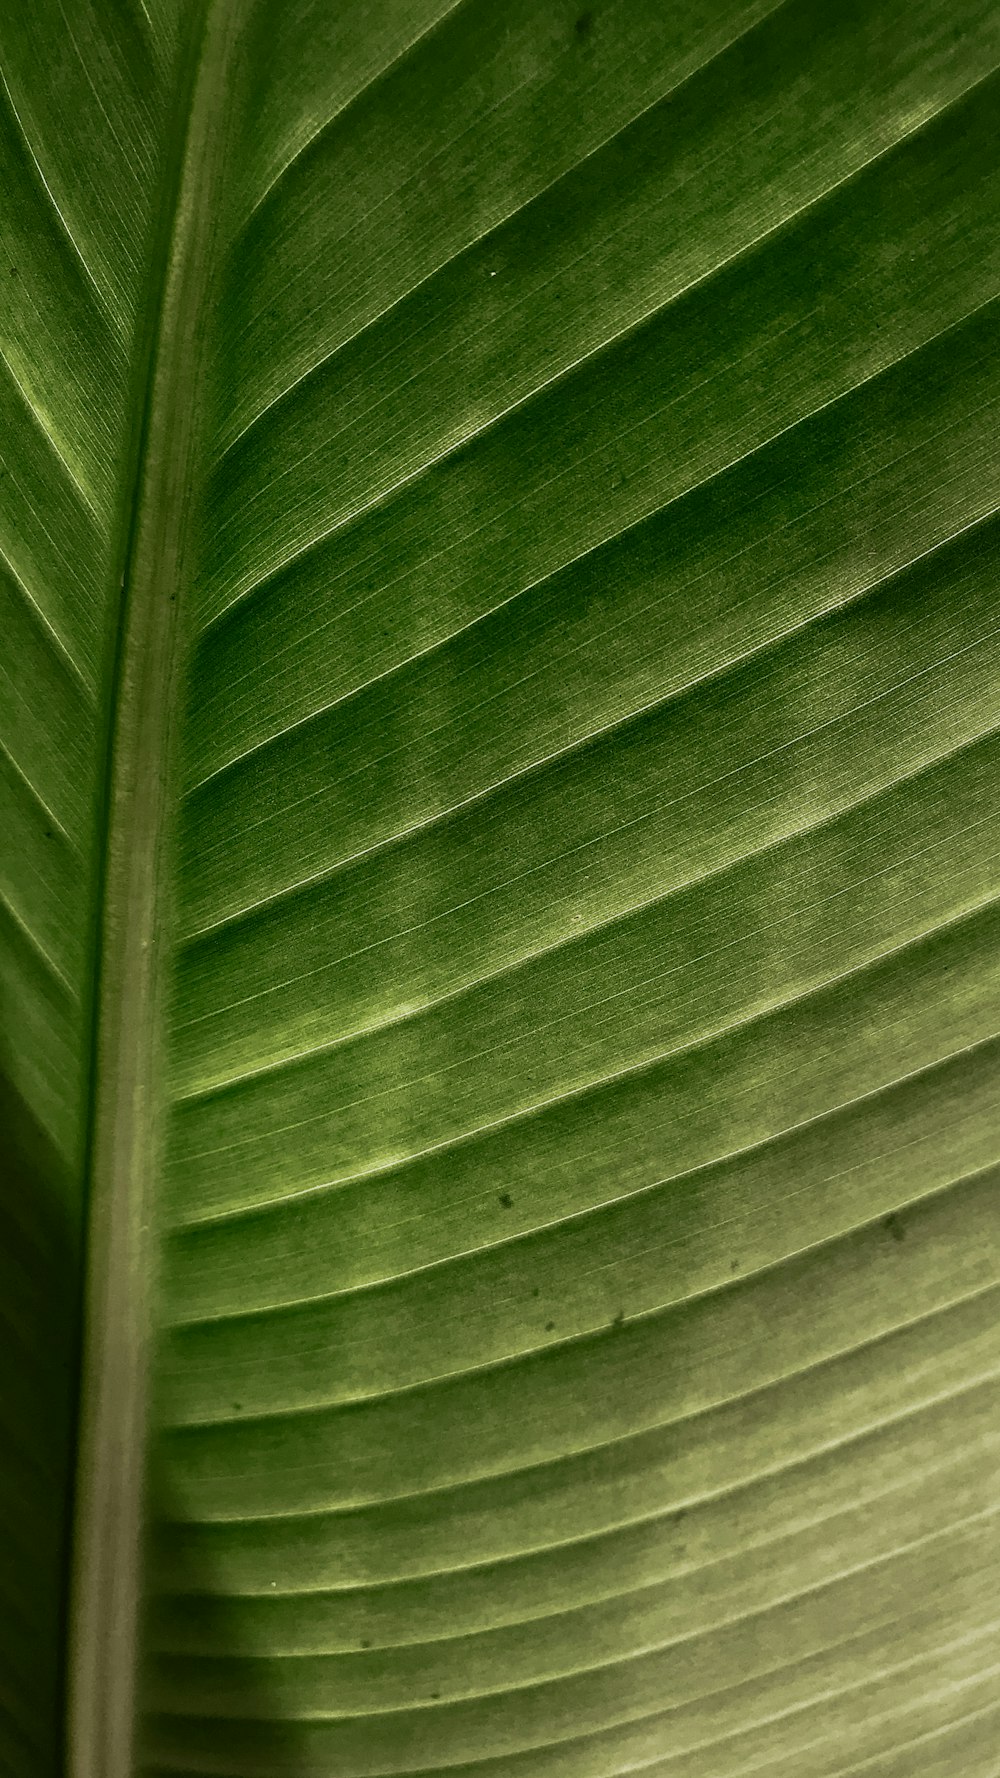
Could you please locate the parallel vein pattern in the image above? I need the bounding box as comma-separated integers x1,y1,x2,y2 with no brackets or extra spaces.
3,0,1000,1773
148,1,1000,1774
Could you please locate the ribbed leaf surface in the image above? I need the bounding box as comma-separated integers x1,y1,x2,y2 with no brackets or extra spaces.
1,2,998,1774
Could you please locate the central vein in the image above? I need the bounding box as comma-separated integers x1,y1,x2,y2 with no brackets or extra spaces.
66,6,241,1773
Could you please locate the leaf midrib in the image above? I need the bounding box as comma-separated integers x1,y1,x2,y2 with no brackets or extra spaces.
65,5,241,1773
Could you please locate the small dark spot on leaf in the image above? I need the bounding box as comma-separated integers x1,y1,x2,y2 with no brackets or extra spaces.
531,1286,539,1297
673,1507,686,1524
545,1321,556,1332
730,1258,739,1271
883,1212,906,1242
231,1402,242,1413
611,1307,625,1328
575,9,593,36
360,1639,371,1649
9,265,17,277
498,1191,513,1209
45,828,53,840
431,1691,441,1700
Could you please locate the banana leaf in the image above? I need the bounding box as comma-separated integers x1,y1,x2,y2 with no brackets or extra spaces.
1,2,998,1773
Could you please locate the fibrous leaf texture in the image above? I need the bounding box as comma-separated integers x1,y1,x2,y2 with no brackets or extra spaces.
1,1,999,1774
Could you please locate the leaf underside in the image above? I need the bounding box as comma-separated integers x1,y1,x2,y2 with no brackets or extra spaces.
1,1,999,1774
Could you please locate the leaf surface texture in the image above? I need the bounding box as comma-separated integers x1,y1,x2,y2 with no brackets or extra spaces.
0,1,999,1773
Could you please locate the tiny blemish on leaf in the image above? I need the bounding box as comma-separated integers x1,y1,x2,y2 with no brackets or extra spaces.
730,1258,739,1271
531,1286,539,1297
575,9,593,37
498,1191,513,1209
883,1212,906,1242
360,1639,371,1649
611,1307,625,1328
545,1321,555,1332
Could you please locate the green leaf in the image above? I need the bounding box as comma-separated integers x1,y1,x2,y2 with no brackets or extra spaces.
1,1,999,1774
